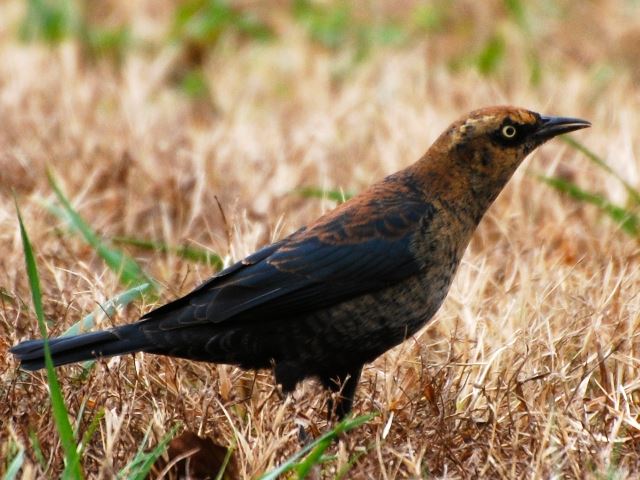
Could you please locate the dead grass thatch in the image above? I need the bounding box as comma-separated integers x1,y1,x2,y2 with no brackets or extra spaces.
2,1,640,478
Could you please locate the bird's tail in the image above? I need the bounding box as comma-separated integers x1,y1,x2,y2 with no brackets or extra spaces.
10,323,150,371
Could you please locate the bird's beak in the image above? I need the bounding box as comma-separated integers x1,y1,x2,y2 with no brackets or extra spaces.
534,115,591,141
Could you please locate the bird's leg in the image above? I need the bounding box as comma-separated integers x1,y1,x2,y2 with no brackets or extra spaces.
274,361,301,395
323,366,363,421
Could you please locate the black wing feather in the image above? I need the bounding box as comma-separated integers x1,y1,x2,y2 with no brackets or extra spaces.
142,199,432,328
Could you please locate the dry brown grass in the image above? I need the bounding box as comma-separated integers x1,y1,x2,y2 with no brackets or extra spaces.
2,1,640,478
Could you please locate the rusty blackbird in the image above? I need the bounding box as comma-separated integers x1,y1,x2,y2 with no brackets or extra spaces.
11,106,590,418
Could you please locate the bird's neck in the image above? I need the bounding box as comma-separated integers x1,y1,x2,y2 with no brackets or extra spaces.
409,151,511,229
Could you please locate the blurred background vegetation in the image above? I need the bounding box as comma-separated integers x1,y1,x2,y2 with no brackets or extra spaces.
12,0,640,97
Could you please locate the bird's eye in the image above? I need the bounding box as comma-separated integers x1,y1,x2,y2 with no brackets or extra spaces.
502,125,517,138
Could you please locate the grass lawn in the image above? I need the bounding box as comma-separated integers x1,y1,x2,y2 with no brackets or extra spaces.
2,1,640,478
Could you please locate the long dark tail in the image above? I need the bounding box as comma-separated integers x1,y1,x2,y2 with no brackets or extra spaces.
10,324,150,371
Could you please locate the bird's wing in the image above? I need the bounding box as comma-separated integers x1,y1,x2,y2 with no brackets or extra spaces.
143,193,434,329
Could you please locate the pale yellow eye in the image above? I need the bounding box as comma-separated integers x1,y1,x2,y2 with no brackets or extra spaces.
502,125,517,138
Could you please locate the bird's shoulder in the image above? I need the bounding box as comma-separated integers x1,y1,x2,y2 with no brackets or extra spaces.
267,169,435,273
293,169,433,243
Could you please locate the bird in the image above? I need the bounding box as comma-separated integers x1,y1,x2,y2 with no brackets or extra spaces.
11,106,590,419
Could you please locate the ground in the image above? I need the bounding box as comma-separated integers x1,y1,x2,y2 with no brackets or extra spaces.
1,1,640,478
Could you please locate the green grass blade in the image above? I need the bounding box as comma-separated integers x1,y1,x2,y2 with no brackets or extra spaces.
539,175,640,236
73,396,89,441
20,0,78,44
258,413,375,480
78,408,105,458
294,436,333,478
62,283,152,337
118,425,152,479
504,0,530,32
178,68,210,98
47,195,220,266
28,430,47,470
475,34,505,76
561,136,640,205
15,199,83,479
3,444,25,480
0,286,16,304
118,424,179,480
112,236,223,268
294,187,354,204
214,442,235,480
62,282,153,373
46,169,157,291
334,447,368,479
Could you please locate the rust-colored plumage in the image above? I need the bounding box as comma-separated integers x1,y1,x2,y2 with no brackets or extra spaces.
11,106,590,418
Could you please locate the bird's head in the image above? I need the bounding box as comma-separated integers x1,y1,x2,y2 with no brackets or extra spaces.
424,106,590,198
413,106,590,218
441,106,590,177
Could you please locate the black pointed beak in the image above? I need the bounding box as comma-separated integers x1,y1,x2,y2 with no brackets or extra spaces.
534,115,591,141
